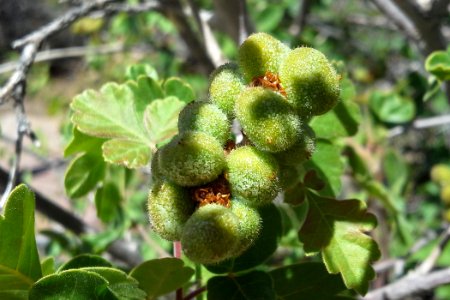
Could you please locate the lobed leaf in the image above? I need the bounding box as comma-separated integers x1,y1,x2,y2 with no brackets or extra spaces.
130,258,194,300
0,185,42,299
298,191,380,295
163,77,195,103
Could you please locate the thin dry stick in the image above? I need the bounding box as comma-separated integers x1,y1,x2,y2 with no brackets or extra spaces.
136,225,171,258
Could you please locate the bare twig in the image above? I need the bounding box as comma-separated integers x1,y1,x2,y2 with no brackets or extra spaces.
0,43,127,74
364,267,450,300
388,114,450,138
186,0,224,67
415,225,450,275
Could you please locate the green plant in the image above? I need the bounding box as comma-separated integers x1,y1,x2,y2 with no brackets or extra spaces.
0,31,380,299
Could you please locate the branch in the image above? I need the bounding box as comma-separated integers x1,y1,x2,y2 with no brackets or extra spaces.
364,267,450,300
388,114,450,138
0,44,129,74
289,0,313,40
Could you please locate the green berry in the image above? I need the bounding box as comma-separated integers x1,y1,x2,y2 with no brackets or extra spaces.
230,200,262,255
159,131,226,187
147,181,195,241
235,87,302,152
274,125,316,165
178,101,230,146
181,204,240,264
238,32,290,82
226,146,279,207
150,149,165,182
209,63,245,118
279,47,340,116
431,164,450,186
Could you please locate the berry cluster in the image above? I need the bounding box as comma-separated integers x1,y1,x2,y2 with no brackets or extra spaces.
148,33,340,264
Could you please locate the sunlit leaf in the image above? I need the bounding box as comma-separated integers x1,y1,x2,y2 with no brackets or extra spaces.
0,185,42,299
207,271,275,300
298,191,380,295
130,258,194,300
144,97,185,144
163,77,195,103
425,49,450,81
58,254,112,272
29,269,114,299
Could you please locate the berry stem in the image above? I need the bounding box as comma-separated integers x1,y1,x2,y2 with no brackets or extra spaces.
174,241,183,300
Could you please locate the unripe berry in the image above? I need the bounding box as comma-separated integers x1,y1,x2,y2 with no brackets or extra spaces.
431,164,450,186
150,149,165,182
181,204,240,264
209,63,245,118
226,146,279,207
178,101,230,146
159,131,226,187
441,185,450,205
279,47,340,116
230,199,262,255
238,32,290,82
235,87,302,152
274,125,316,165
147,181,195,241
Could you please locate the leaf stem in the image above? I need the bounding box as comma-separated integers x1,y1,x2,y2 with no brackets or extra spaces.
183,286,207,300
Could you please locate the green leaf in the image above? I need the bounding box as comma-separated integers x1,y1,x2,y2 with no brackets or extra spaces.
310,95,361,139
64,127,105,157
369,91,415,123
207,271,275,300
144,97,185,144
255,5,284,32
130,258,194,300
71,82,155,168
41,257,55,276
383,150,408,196
126,76,164,111
205,204,282,274
58,254,112,272
0,185,42,298
304,139,344,197
102,139,152,169
269,262,348,299
82,267,146,300
64,153,106,198
95,182,122,223
425,50,450,81
29,269,115,299
126,64,159,81
298,191,380,295
163,77,195,103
